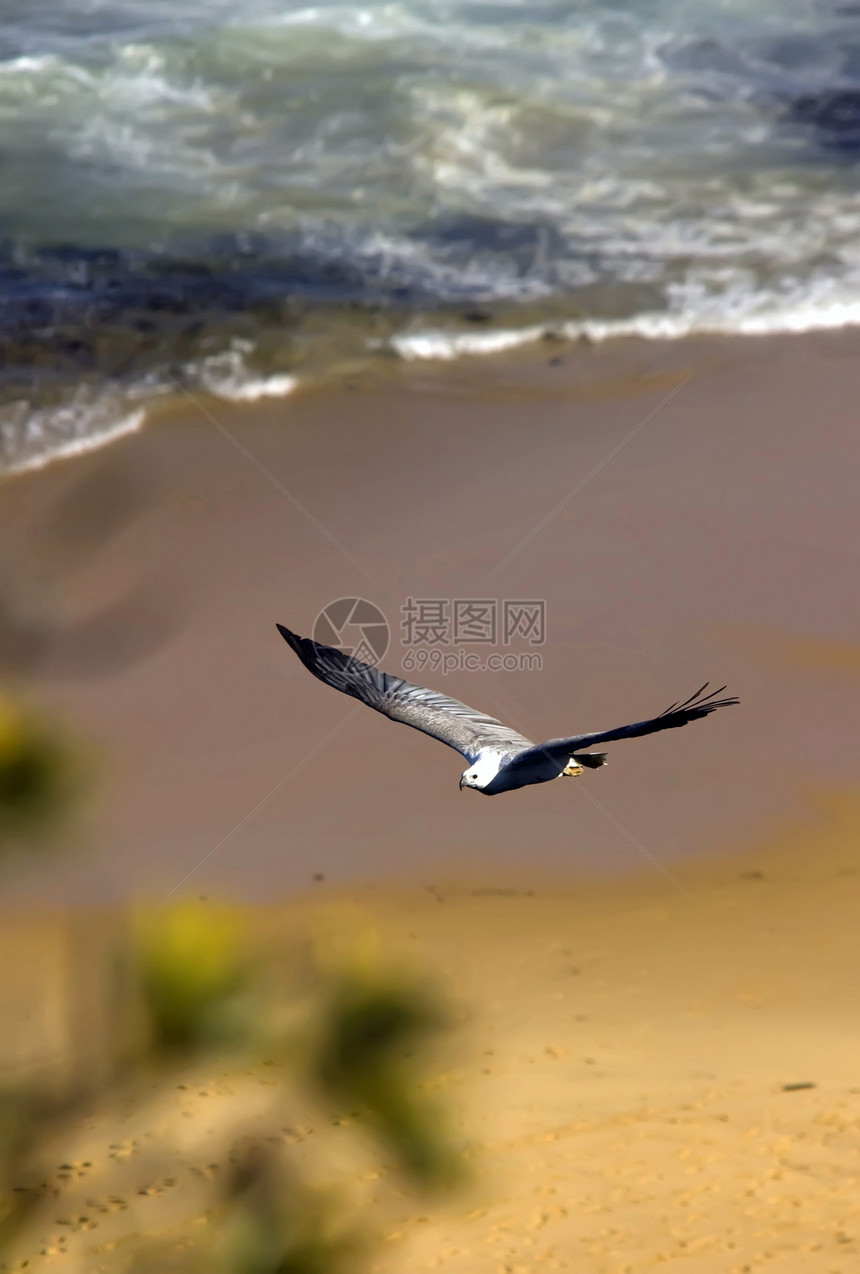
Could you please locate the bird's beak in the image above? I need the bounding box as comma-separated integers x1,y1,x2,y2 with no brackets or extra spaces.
459,776,465,791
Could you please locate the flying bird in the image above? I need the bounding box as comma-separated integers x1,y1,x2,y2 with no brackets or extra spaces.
277,624,738,796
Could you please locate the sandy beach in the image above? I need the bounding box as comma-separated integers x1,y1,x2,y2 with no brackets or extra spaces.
1,329,858,903
1,328,859,1271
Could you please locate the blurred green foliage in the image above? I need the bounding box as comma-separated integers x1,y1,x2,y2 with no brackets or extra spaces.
1,902,461,1271
0,748,461,1274
0,688,463,1271
218,1146,363,1274
135,903,253,1055
0,691,77,841
315,973,460,1190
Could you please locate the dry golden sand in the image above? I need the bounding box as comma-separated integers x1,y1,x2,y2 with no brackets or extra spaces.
3,790,860,1273
364,793,860,1274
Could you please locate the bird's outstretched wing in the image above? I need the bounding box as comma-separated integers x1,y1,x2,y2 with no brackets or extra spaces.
507,684,739,769
277,625,533,763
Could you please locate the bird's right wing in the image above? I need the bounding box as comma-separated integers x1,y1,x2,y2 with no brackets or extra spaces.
277,625,533,763
507,683,739,768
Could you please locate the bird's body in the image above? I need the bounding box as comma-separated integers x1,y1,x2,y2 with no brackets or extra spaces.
277,624,738,796
465,748,598,794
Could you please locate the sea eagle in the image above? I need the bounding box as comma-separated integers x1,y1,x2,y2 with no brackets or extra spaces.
277,624,737,796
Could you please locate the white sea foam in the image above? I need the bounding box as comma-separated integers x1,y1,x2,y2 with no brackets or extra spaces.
3,405,146,477
392,325,548,360
0,55,59,75
206,373,299,402
0,350,301,474
198,345,298,402
264,4,476,45
391,289,860,362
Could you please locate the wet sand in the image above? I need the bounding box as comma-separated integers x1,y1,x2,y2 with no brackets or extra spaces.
0,329,858,902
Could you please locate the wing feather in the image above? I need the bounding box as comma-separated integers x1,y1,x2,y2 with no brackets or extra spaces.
277,625,533,763
509,683,739,768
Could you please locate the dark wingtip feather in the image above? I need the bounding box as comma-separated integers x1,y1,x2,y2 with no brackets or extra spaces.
682,690,739,719
276,622,303,650
276,623,313,666
659,683,739,725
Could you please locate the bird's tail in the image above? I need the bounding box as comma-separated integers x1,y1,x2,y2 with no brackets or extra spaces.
572,752,608,769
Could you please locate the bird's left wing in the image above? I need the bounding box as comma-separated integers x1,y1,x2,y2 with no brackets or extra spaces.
507,683,739,768
277,625,533,763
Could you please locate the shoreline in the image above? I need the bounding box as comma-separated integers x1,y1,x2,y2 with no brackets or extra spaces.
5,310,860,481
0,327,857,904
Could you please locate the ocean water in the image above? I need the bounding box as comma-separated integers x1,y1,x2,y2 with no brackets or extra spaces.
2,0,860,470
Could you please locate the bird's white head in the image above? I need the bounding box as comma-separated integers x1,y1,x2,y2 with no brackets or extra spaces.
459,754,501,792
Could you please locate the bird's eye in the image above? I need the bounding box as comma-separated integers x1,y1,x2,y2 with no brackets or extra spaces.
470,773,478,779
